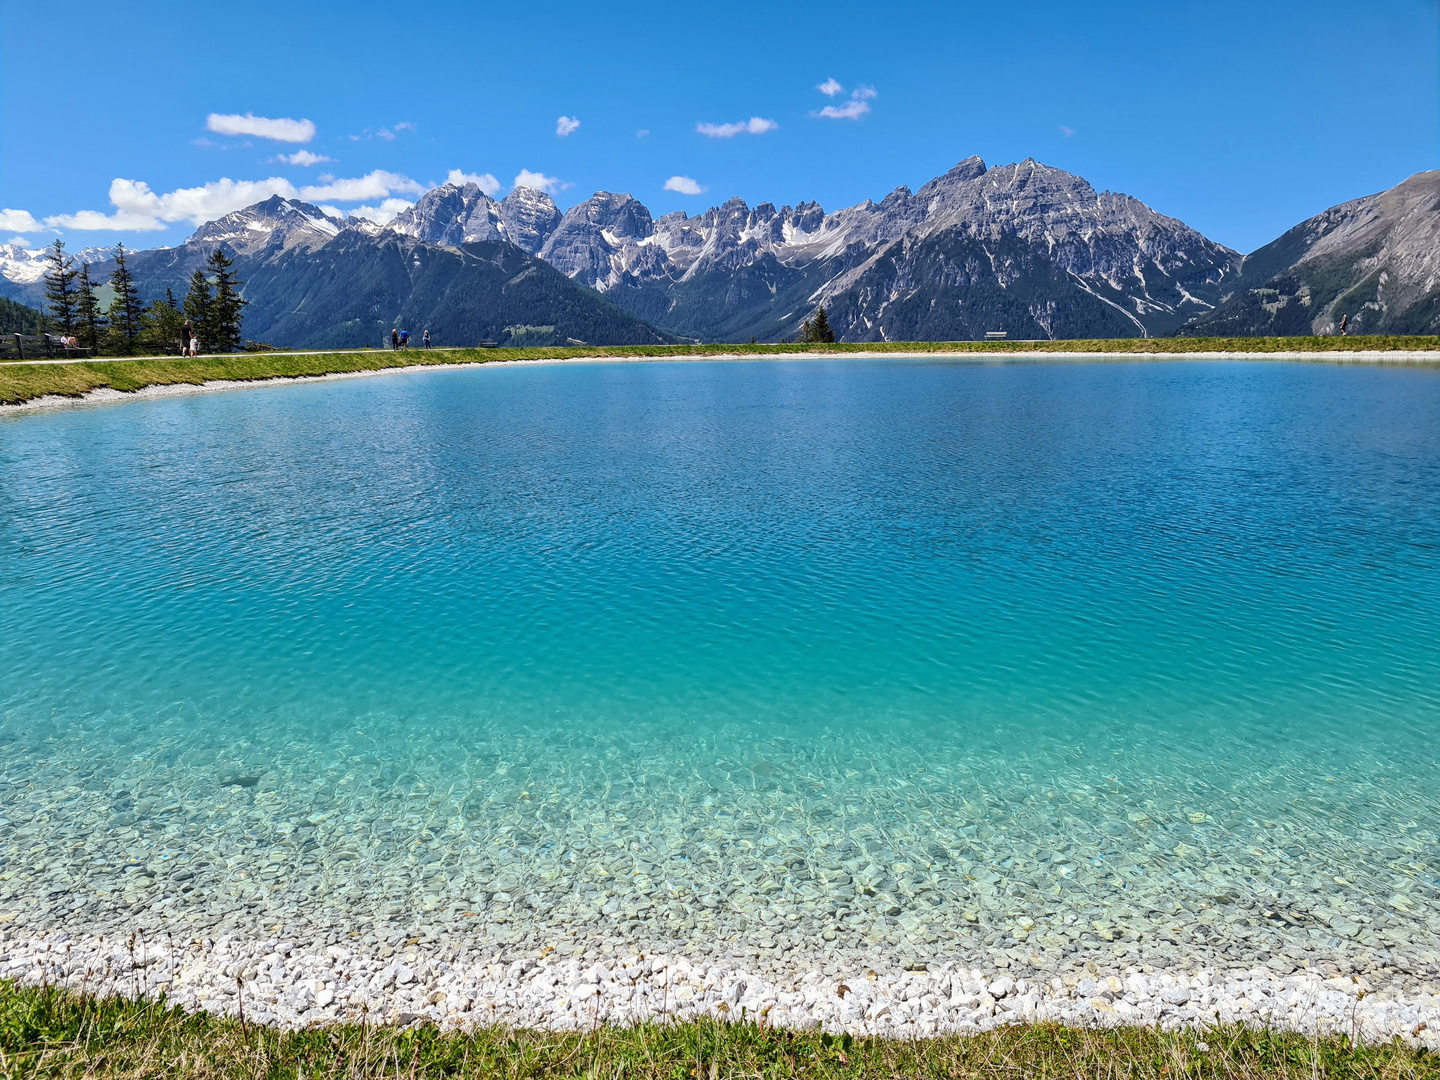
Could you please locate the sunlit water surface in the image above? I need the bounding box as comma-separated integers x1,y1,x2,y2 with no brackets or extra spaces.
2,359,1437,972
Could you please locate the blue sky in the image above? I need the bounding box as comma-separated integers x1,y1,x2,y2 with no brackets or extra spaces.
1,0,1436,255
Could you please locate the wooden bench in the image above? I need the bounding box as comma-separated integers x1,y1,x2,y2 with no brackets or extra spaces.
0,333,93,360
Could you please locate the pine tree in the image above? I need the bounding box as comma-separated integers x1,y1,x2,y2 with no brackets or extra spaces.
75,262,105,352
206,247,247,352
106,243,144,353
139,298,186,354
810,305,836,344
183,266,213,349
43,239,78,336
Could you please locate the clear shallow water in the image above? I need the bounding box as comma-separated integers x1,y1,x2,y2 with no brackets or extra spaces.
2,359,1438,975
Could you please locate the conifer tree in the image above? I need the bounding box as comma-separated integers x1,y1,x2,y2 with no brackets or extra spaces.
106,243,144,353
140,297,186,354
183,266,213,347
43,239,78,336
809,304,836,344
75,262,105,352
206,247,247,352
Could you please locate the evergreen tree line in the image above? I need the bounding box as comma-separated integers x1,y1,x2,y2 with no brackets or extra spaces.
41,240,246,355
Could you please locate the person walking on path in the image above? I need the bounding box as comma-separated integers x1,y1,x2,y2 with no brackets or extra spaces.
391,328,399,350
1338,313,1348,336
400,329,409,348
181,320,192,356
422,329,431,348
189,334,200,357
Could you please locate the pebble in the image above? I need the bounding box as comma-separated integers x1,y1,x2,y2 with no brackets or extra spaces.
3,929,1436,1047
3,714,1438,1044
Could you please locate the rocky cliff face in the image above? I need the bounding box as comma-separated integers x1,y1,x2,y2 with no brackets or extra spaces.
1181,170,1440,337
498,187,564,255
538,192,656,288
189,196,343,257
390,184,561,255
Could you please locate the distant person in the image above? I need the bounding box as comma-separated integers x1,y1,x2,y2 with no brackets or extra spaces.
189,335,200,357
400,329,409,349
422,329,431,348
1338,313,1348,336
391,328,399,350
181,320,192,355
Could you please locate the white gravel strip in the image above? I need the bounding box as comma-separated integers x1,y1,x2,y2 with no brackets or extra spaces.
7,930,1437,1048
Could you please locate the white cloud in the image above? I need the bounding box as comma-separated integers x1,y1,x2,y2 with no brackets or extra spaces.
696,116,778,138
1060,125,1075,138
513,169,562,194
40,170,422,233
376,127,396,141
43,209,171,232
279,150,332,166
636,129,650,138
346,198,415,224
394,122,416,133
298,170,424,202
45,176,303,231
0,208,40,233
663,176,708,196
5,235,31,245
556,115,581,137
446,169,502,195
811,84,876,120
817,77,844,97
206,112,316,143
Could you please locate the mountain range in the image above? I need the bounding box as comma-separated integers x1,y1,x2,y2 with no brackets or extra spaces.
3,161,1436,345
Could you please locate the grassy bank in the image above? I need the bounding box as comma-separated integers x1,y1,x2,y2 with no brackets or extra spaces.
2,336,1438,407
1,981,1434,1080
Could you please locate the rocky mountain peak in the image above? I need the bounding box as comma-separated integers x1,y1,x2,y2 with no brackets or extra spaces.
390,183,503,247
498,187,562,254
538,192,656,289
1185,168,1440,337
388,183,562,254
561,192,653,238
188,196,342,256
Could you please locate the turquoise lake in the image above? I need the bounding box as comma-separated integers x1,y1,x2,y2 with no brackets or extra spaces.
2,357,1438,973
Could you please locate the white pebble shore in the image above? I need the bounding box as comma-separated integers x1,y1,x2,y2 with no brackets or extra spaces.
7,930,1438,1049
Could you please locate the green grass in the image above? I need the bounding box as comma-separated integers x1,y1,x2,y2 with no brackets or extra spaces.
3,336,1438,407
0,980,1434,1080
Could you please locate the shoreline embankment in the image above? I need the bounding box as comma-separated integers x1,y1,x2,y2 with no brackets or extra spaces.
7,928,1440,1046
3,337,1438,413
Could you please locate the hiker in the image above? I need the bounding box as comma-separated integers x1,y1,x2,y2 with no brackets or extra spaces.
422,329,431,348
1338,313,1348,336
391,328,400,350
181,320,192,356
400,329,409,348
